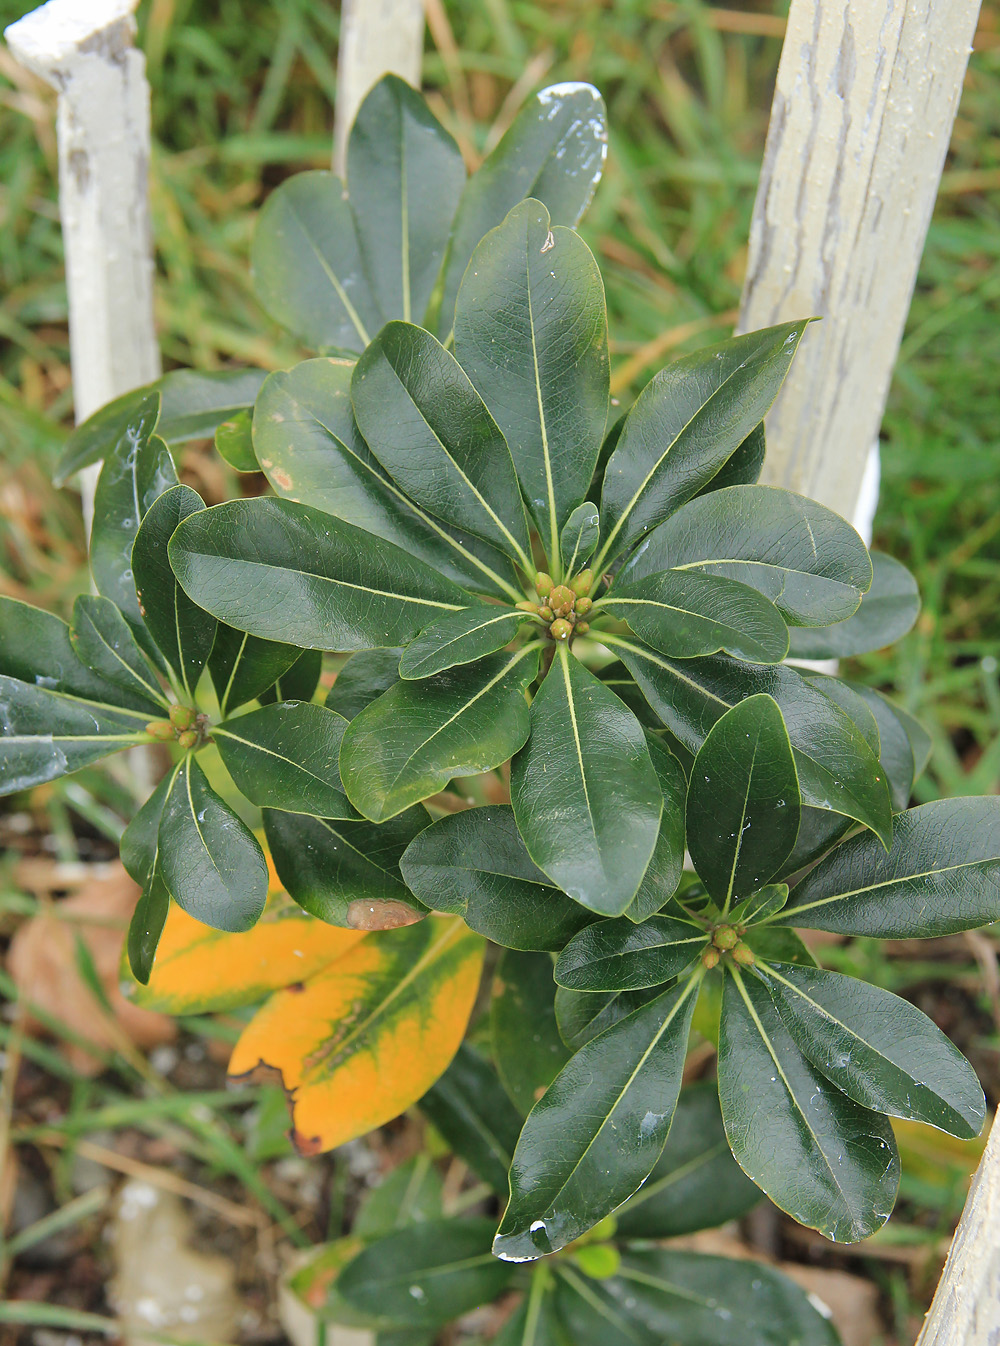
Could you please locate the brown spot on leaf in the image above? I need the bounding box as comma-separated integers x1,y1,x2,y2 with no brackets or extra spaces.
291,1128,325,1157
271,468,293,491
345,900,424,931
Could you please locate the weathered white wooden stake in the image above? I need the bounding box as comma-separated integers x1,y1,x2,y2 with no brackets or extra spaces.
332,0,426,177
916,1114,1000,1344
738,0,981,528
4,0,161,534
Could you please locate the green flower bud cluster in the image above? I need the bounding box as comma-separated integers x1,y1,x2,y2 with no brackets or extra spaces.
703,922,755,968
144,703,209,752
526,569,594,641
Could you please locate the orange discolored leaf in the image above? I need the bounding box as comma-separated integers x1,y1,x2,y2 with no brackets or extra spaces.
229,916,485,1153
128,891,367,1015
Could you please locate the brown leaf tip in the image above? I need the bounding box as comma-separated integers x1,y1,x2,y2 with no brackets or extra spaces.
345,900,424,932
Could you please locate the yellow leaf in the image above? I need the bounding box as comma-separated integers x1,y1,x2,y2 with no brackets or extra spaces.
229,916,485,1154
130,892,367,1015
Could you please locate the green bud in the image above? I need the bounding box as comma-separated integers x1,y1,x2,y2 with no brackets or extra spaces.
515,600,540,614
177,728,199,750
538,606,553,621
732,941,756,967
535,572,554,598
570,568,593,597
145,720,175,742
549,618,573,641
572,1243,621,1280
168,704,196,731
713,924,739,951
575,595,593,616
548,584,575,612
702,946,720,969
575,621,590,635
588,1215,618,1242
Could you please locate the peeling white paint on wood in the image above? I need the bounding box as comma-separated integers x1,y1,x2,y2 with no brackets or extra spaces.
333,0,425,177
916,1114,1000,1345
738,0,981,523
5,0,161,532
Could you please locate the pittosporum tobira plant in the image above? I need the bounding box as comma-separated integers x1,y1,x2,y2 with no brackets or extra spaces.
4,76,999,1326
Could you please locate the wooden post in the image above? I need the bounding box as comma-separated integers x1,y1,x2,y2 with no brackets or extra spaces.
4,0,161,535
915,1115,1000,1344
737,0,981,525
332,0,425,177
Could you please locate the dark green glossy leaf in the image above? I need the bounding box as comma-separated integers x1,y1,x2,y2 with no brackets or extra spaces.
742,925,819,968
90,428,177,637
214,409,257,472
347,75,465,326
215,702,355,817
437,82,607,338
353,322,531,563
511,645,662,916
596,661,662,730
491,950,570,1114
693,420,766,496
251,170,378,353
454,199,609,565
493,1280,568,1346
208,625,301,716
263,805,428,929
68,595,168,714
126,865,170,985
157,367,268,444
258,649,322,705
605,639,893,846
596,326,807,570
493,976,699,1260
848,684,915,812
614,1082,760,1238
554,984,660,1051
254,359,518,601
353,1155,444,1241
553,1265,650,1346
0,675,152,797
600,569,789,664
338,1218,513,1327
0,596,148,710
620,483,872,626
718,969,899,1242
158,757,268,932
788,552,920,658
120,770,172,887
554,915,707,992
399,604,532,680
419,1043,522,1194
560,501,600,574
781,797,1000,936
624,735,686,922
896,701,932,782
340,647,539,821
598,1248,840,1346
134,485,217,699
686,694,801,906
777,808,853,880
326,648,402,720
53,387,161,487
168,496,469,651
759,962,986,1139
400,806,592,951
802,674,880,758
731,883,788,927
